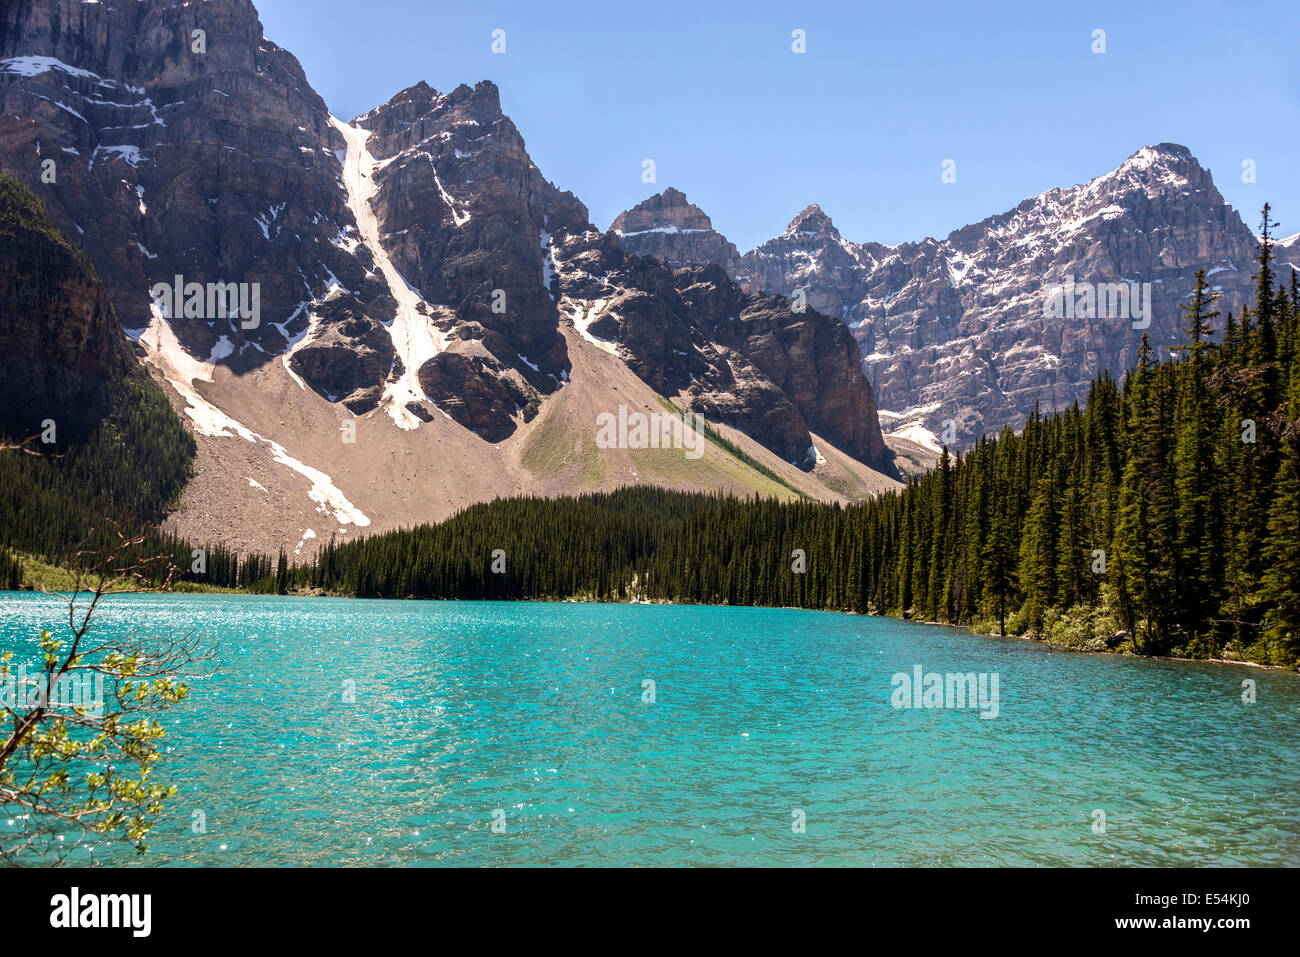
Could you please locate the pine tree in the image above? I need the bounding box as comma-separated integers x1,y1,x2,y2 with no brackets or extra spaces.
1255,316,1300,661
1173,271,1221,639
1017,475,1056,633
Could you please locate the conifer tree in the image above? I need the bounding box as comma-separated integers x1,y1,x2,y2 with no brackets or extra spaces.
1173,271,1221,635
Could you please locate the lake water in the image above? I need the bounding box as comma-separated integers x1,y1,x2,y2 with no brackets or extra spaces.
1,592,1296,866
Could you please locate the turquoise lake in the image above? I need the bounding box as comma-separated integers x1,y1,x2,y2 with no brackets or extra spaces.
1,592,1297,866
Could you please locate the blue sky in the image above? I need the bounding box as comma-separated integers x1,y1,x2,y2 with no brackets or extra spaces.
256,0,1299,251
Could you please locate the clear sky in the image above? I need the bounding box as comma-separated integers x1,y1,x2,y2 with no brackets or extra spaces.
255,0,1300,252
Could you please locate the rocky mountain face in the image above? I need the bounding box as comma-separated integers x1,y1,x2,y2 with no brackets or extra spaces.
1277,232,1300,275
732,203,865,316
611,188,740,275
0,0,896,516
334,78,589,434
613,146,1267,448
0,0,377,377
592,187,887,466
0,172,136,442
547,227,887,467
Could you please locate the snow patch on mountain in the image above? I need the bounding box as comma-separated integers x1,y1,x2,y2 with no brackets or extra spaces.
729,144,1261,446
330,115,451,430
137,301,370,527
569,297,619,355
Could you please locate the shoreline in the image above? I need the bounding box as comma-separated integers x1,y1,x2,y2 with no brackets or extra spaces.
6,586,1293,673
953,620,1292,672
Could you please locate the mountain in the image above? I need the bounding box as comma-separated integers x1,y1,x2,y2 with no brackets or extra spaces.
313,77,589,433
547,226,886,468
612,145,1266,449
611,187,740,275
0,0,367,365
1277,231,1300,274
0,0,902,559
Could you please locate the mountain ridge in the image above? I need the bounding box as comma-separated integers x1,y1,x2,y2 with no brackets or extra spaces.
612,142,1269,448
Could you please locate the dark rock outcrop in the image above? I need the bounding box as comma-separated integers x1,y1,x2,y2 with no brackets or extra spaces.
548,227,891,470
681,273,888,468
0,173,136,441
417,350,539,444
285,292,397,414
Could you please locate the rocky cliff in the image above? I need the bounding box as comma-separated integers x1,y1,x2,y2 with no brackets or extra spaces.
335,78,587,433
548,226,889,468
0,0,383,376
611,188,740,275
0,172,136,442
751,145,1263,446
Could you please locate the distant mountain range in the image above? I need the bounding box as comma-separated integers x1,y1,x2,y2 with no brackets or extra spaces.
614,147,1292,450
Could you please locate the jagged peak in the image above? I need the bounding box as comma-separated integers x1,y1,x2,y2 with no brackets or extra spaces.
1073,145,1207,203
655,186,691,205
353,78,507,132
783,204,839,239
618,187,699,214
1135,141,1193,160
450,79,502,110
1006,142,1211,226
353,80,439,125
610,187,716,234
1118,142,1198,175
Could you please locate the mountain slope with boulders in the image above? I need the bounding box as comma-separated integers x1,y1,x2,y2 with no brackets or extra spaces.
546,225,888,468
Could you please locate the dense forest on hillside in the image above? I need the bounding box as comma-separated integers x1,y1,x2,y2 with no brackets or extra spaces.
0,173,189,574
280,208,1300,666
0,369,278,589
